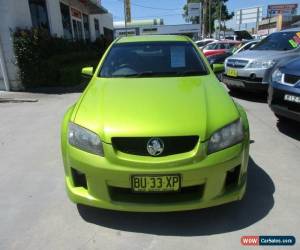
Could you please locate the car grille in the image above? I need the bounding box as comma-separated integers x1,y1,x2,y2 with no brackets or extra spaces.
108,185,205,204
111,136,199,156
284,74,300,85
226,59,249,68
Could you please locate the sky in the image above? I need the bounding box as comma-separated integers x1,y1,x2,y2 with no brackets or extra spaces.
101,0,300,29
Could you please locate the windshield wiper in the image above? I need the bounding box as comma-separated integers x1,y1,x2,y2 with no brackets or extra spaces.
177,70,205,76
112,70,205,78
114,71,176,77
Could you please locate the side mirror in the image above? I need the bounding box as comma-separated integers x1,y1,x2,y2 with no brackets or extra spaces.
81,67,94,77
212,64,224,73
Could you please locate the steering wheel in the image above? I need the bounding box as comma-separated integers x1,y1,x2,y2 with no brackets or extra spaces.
112,64,138,75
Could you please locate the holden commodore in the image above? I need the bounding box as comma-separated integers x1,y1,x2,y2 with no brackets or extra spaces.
61,35,250,212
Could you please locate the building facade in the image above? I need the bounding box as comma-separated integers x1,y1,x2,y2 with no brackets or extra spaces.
114,19,201,39
257,14,300,36
0,0,113,91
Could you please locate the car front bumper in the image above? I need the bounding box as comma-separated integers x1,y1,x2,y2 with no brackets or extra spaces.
222,74,268,92
268,85,300,122
63,140,249,212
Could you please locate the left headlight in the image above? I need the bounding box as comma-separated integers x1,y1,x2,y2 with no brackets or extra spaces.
68,122,104,156
208,119,244,154
247,60,276,69
272,69,284,83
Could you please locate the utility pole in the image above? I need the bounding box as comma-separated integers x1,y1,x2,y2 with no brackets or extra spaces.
123,0,131,36
202,0,207,38
219,0,222,39
208,0,211,38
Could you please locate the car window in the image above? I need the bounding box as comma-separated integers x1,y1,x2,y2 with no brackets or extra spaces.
99,42,208,78
204,43,217,50
219,43,226,49
243,43,252,50
252,31,300,51
196,41,205,47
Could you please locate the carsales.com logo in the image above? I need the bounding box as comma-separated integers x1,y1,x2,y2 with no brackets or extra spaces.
241,236,296,246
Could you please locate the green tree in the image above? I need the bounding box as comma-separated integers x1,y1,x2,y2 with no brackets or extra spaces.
183,0,234,37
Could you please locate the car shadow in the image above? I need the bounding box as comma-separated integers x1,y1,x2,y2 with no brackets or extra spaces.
277,119,300,141
229,89,268,103
77,157,275,236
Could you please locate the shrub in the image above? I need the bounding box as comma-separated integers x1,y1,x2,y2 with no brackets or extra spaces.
12,28,110,89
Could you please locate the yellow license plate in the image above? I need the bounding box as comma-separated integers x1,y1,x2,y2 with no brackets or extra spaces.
131,175,181,192
227,68,238,77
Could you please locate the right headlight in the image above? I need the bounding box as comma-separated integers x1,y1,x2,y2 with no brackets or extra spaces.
247,60,276,69
272,69,284,83
68,122,104,156
208,119,244,154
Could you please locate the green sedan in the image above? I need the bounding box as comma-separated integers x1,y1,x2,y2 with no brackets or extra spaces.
61,35,250,212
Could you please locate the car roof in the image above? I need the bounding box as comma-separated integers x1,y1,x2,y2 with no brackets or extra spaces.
279,27,300,32
116,35,190,44
215,40,240,44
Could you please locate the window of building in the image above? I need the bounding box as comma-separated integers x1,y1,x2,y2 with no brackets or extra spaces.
94,18,100,39
72,19,83,41
104,27,113,41
70,7,83,41
83,14,90,41
28,0,50,30
60,2,72,40
142,28,158,32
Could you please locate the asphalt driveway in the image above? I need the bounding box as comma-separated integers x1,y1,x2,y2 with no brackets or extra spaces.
0,90,299,250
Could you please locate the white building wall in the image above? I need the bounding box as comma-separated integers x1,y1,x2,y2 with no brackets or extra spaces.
89,15,97,42
46,0,64,37
0,0,32,90
0,0,113,90
89,13,113,41
99,13,113,33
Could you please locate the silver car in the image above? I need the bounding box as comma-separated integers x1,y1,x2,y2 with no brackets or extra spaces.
223,28,300,92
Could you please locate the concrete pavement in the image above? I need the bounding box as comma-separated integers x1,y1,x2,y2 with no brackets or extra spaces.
0,91,299,250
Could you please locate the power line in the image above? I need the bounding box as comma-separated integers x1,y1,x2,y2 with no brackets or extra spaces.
113,13,183,21
115,0,181,11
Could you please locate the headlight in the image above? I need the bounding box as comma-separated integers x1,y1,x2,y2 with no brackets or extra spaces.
68,122,104,156
247,60,276,69
272,69,284,83
208,119,244,154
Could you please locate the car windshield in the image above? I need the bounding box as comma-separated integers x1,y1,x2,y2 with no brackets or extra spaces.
252,31,300,51
99,42,208,78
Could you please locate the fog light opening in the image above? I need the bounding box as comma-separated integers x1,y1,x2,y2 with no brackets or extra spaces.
250,73,256,80
225,165,241,188
71,168,87,189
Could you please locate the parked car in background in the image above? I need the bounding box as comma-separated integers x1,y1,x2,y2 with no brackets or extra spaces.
233,40,260,54
207,52,233,80
207,40,259,80
195,39,218,49
202,40,240,57
251,34,261,40
223,28,300,92
268,57,300,122
224,30,254,41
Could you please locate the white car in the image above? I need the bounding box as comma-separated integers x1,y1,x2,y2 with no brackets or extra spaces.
195,39,218,49
234,40,260,54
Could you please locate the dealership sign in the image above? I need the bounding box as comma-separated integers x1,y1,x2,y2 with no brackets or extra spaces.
188,3,202,18
267,4,298,17
236,6,263,25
